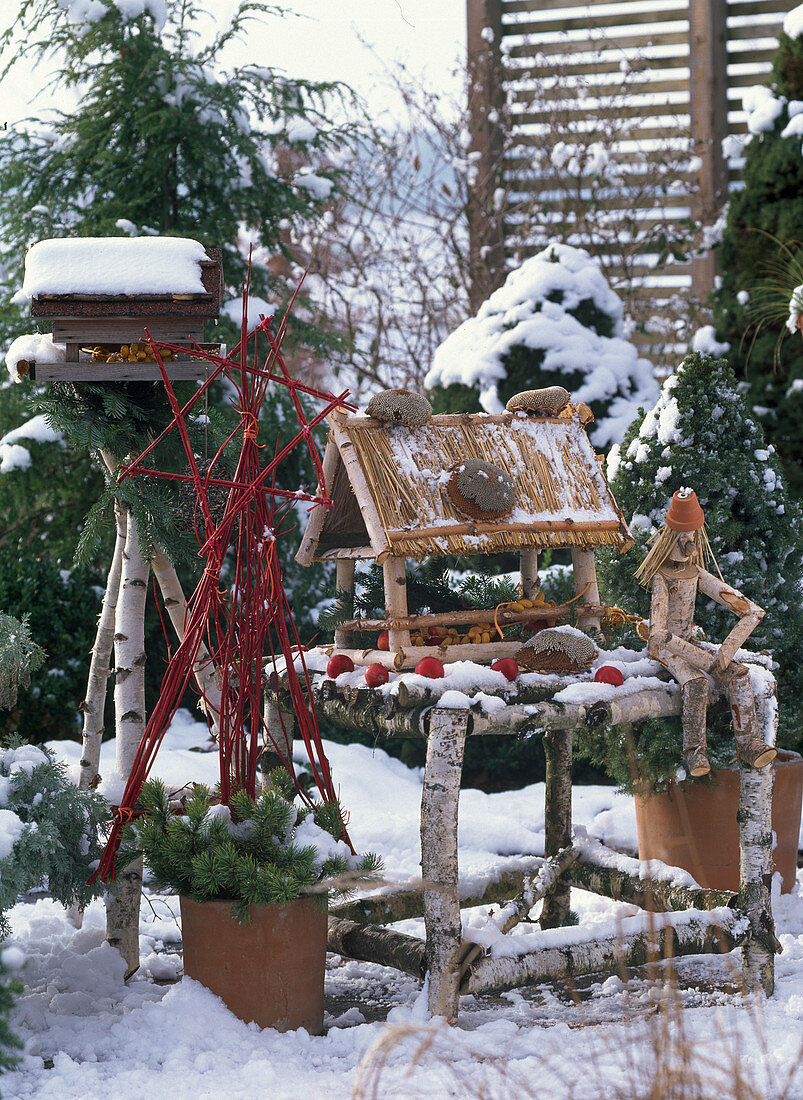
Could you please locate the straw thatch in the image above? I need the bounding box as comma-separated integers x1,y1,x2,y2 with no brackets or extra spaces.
298,410,632,562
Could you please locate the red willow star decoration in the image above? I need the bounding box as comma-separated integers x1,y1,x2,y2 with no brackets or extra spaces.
92,280,354,882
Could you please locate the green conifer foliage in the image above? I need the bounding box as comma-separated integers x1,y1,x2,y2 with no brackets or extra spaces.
598,352,803,750
711,23,803,498
123,777,381,924
0,745,108,933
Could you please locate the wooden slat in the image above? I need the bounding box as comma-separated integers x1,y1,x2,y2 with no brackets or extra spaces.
512,77,691,102
507,31,691,58
29,361,215,382
52,319,206,343
509,8,689,36
506,54,689,78
502,0,684,12
512,101,689,125
728,20,783,39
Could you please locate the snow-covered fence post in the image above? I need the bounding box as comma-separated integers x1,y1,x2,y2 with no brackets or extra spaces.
105,509,149,976
421,707,469,1022
540,726,573,929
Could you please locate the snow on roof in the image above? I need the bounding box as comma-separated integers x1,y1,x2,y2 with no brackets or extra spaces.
424,243,658,450
21,237,209,299
304,409,632,561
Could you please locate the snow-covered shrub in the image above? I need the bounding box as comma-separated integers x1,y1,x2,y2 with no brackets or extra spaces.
711,8,803,498
0,743,108,935
424,243,659,449
598,351,803,750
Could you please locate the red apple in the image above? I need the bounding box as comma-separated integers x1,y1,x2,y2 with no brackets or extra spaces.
491,658,519,682
364,663,389,688
594,665,624,687
327,654,355,678
377,630,390,651
415,656,446,679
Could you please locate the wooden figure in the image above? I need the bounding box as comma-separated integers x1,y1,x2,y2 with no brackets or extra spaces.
637,487,777,777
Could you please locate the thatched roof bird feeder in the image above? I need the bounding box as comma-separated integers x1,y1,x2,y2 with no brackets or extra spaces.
296,403,633,669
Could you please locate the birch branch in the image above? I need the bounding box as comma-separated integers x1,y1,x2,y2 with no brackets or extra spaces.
463,909,746,997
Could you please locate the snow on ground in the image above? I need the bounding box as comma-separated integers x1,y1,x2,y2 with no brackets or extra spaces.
1,711,802,1099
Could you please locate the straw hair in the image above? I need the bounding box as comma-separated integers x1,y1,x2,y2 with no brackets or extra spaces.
635,523,721,587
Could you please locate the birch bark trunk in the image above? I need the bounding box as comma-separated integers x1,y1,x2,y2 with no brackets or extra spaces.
739,763,777,995
78,501,126,790
150,548,221,737
105,509,149,977
421,708,468,1023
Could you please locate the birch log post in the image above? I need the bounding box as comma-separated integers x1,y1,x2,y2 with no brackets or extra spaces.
105,510,149,977
571,547,602,634
78,501,126,790
540,727,573,929
150,548,221,737
738,763,777,995
383,556,411,653
334,558,356,650
520,547,539,600
421,708,469,1023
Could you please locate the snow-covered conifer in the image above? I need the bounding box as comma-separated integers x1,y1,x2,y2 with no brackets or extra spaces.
600,351,803,745
424,243,659,449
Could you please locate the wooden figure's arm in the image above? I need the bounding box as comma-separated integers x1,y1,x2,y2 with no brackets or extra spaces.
697,568,765,669
648,573,714,671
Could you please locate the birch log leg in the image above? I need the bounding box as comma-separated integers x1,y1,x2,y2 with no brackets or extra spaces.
519,547,539,600
105,510,149,978
540,727,573,929
739,759,777,996
261,700,295,781
571,547,601,635
334,558,356,650
421,708,468,1023
384,556,411,654
79,501,126,789
151,548,221,737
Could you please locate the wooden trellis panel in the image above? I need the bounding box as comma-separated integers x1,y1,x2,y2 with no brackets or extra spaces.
467,0,797,365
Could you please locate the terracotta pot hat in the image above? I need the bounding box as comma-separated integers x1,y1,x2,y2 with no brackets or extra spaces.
666,487,705,531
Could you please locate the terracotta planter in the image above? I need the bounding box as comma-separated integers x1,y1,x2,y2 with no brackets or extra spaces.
180,894,327,1032
635,749,803,893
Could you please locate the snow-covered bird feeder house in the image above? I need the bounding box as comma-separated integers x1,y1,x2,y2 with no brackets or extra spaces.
16,237,222,382
296,388,634,670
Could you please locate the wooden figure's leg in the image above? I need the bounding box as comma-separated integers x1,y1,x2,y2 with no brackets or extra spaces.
541,727,573,929
421,708,469,1023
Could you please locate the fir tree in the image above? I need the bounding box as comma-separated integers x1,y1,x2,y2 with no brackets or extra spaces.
711,16,803,498
598,351,803,751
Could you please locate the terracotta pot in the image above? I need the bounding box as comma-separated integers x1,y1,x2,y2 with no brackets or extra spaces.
635,749,803,893
180,894,327,1032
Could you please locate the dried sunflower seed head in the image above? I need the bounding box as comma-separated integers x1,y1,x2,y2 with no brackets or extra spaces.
516,628,597,673
506,387,571,416
447,457,515,519
366,389,432,427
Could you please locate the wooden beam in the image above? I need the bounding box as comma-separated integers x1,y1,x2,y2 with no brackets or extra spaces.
467,0,506,309
688,0,729,299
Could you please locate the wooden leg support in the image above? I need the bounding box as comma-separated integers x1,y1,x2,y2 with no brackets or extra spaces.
739,762,778,995
421,708,469,1023
541,727,573,929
